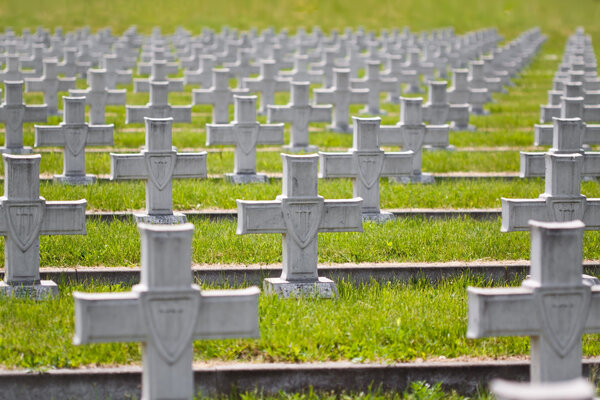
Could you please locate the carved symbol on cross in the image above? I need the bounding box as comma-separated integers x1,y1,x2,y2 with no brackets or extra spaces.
281,199,323,249
357,153,384,189
145,153,177,191
6,202,45,252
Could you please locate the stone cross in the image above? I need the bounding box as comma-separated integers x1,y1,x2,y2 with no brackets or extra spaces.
183,55,215,87
244,60,290,115
351,60,398,115
314,68,369,133
468,220,600,382
20,44,44,77
0,153,86,298
73,222,259,400
35,96,113,185
237,153,363,297
102,54,133,89
134,60,185,93
0,80,47,154
224,49,259,89
279,54,322,84
0,55,34,82
379,97,451,183
380,54,420,101
69,69,127,125
24,59,75,115
267,82,332,152
56,47,88,78
126,82,192,124
110,117,207,224
207,95,284,183
447,68,489,115
137,53,179,76
319,117,413,220
422,81,473,131
503,118,600,231
192,68,249,124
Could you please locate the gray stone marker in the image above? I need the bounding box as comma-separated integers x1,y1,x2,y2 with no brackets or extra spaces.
267,82,332,152
183,54,215,87
379,97,450,183
381,54,420,102
244,60,290,115
319,117,413,221
111,117,207,224
0,55,34,82
20,44,44,77
134,60,185,93
279,54,321,84
314,68,369,133
224,49,259,89
468,220,600,382
422,81,473,131
447,69,489,115
504,119,600,231
35,96,113,185
73,222,260,400
490,378,595,400
351,60,398,115
0,80,47,154
24,59,75,115
0,153,86,298
207,95,284,183
237,153,363,297
102,54,133,89
193,68,249,124
69,69,126,125
126,82,192,124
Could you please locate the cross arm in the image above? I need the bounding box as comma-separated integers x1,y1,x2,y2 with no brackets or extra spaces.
257,124,285,145
267,106,293,123
87,124,114,146
583,106,600,123
379,77,398,93
313,89,334,105
501,198,548,232
584,287,600,332
192,89,216,105
194,287,260,339
236,199,285,234
133,79,150,92
170,106,192,123
350,78,368,89
582,199,600,229
274,79,291,92
125,106,150,124
349,89,369,104
582,152,600,177
467,287,538,338
206,124,237,146
116,70,132,84
68,89,91,100
41,199,87,235
423,125,450,147
533,124,553,146
319,198,363,232
24,77,45,92
73,292,143,344
244,78,264,92
381,151,414,177
106,89,127,105
309,105,332,123
110,153,147,179
448,105,469,122
23,105,48,122
378,125,403,147
318,152,355,178
167,79,184,92
58,77,76,91
519,152,545,178
34,125,65,147
173,152,207,178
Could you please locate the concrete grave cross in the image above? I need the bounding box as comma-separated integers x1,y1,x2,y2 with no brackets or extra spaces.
35,96,113,185
224,49,260,89
126,81,192,124
20,44,44,77
447,69,488,115
0,80,47,154
183,55,215,87
267,82,332,152
422,81,473,131
0,153,86,298
504,118,600,231
110,117,207,224
206,95,284,183
25,59,76,115
102,54,133,89
314,68,369,133
134,60,185,93
69,69,127,125
380,54,420,101
468,220,600,382
319,117,413,220
137,51,179,76
74,222,260,400
378,97,451,183
466,61,493,115
279,54,322,84
192,68,249,124
244,60,291,115
0,55,34,82
237,153,363,297
56,47,88,78
351,60,398,115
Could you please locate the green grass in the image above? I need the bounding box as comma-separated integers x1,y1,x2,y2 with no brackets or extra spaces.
2,277,599,370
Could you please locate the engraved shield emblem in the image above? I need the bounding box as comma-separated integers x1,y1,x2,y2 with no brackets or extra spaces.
356,153,384,189
6,107,25,137
6,202,45,252
548,199,585,222
64,126,88,156
281,199,323,249
238,126,259,155
536,288,591,357
401,127,425,152
140,291,200,365
145,153,176,191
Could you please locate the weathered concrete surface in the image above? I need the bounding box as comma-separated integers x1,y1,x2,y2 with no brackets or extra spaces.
1,360,600,399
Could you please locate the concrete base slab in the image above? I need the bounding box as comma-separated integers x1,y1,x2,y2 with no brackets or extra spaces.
362,211,394,223
392,173,435,184
0,280,58,299
0,146,33,155
450,123,476,132
134,212,187,224
263,277,338,298
225,173,269,184
283,144,319,153
53,174,97,185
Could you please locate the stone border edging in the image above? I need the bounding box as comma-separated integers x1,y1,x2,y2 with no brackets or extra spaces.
0,360,599,399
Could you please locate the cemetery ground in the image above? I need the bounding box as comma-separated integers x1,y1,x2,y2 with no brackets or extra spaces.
2,1,600,399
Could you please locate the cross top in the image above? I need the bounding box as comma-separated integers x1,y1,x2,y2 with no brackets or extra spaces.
352,116,380,152
150,61,169,81
145,117,173,151
260,60,277,79
428,81,448,105
149,81,170,106
401,97,424,125
291,82,310,106
233,95,257,123
281,153,319,198
365,60,381,80
88,69,107,90
213,68,231,90
551,117,585,154
333,68,351,88
4,153,41,200
62,96,86,124
4,80,24,105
